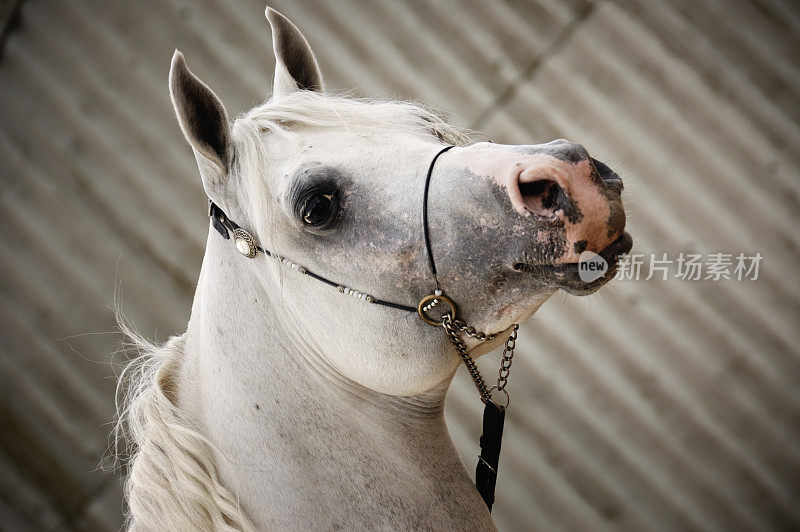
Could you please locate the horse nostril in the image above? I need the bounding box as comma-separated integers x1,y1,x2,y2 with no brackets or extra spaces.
519,178,563,216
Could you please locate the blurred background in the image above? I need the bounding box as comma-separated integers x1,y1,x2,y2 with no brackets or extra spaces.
1,0,798,529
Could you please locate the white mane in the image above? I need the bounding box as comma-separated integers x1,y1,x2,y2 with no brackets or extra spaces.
114,326,255,531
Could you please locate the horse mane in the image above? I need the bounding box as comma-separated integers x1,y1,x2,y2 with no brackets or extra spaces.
113,323,255,531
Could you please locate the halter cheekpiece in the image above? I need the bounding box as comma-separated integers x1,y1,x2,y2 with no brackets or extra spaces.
208,144,520,511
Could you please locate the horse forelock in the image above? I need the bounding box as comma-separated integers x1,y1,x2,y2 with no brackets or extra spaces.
233,91,470,148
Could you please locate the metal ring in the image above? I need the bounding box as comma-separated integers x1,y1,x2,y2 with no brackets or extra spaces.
487,385,510,411
417,293,457,327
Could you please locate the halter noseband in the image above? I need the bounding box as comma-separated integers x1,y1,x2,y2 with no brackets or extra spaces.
207,143,517,511
422,145,454,290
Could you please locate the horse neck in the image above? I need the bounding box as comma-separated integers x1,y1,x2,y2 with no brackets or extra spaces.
175,231,492,528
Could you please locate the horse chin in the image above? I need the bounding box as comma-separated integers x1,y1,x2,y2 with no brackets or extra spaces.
464,297,551,355
465,325,517,357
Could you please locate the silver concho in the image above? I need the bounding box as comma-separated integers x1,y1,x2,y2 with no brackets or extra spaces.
233,228,258,258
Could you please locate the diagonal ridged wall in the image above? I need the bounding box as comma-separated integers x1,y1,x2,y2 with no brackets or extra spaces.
0,0,797,529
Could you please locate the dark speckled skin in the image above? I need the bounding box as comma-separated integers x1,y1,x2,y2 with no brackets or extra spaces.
426,167,556,324
421,141,630,323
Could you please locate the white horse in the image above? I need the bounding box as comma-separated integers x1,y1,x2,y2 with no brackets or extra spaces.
117,7,631,531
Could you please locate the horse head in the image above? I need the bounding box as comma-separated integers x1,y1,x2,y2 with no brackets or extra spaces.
168,8,631,397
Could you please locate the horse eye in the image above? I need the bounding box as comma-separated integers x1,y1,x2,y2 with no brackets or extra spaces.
302,193,336,226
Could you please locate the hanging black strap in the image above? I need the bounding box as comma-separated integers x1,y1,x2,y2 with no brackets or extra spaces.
475,400,505,511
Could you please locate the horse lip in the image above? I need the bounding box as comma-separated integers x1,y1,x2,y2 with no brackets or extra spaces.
594,231,633,264
513,232,633,286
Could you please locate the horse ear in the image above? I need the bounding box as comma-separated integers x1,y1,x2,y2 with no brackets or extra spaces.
169,50,231,190
266,7,323,97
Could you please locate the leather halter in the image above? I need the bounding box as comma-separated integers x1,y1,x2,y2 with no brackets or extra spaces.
208,145,454,313
208,202,417,312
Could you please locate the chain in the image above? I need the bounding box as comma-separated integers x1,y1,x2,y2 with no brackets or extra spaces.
441,314,519,407
442,314,491,402
496,325,518,391
448,318,502,342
